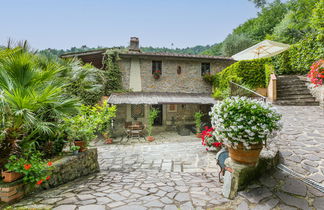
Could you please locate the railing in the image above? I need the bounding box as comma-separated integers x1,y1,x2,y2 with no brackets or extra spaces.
229,81,267,102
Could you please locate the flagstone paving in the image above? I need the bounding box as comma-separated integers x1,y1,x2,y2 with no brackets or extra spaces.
10,106,324,210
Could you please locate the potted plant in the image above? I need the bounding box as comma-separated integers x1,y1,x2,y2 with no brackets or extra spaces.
70,145,80,155
194,111,204,138
102,131,113,144
1,171,23,183
153,70,161,79
63,105,98,152
146,108,159,141
210,97,282,165
3,152,53,185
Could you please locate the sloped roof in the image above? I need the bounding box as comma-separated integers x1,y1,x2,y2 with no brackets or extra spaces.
61,49,233,61
107,92,217,105
232,40,290,61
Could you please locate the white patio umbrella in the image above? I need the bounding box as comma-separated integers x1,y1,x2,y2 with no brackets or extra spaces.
232,40,290,61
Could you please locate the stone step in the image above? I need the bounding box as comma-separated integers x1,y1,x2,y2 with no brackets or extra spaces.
278,75,300,78
277,89,311,95
277,95,315,100
275,100,319,106
277,81,307,86
277,84,308,89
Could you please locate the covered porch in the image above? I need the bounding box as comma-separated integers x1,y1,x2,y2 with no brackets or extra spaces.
107,92,217,137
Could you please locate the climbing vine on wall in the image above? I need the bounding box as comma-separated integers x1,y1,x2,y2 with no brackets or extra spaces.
102,49,124,95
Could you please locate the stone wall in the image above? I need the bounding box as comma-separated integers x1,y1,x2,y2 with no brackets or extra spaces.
139,59,232,93
44,148,99,188
0,179,24,203
0,148,99,203
307,82,324,108
113,104,127,136
118,56,234,93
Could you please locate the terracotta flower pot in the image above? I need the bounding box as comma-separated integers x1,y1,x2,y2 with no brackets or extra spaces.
228,143,263,165
146,136,155,142
105,138,113,144
1,171,23,183
74,140,86,152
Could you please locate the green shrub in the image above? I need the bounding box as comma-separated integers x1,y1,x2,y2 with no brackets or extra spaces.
265,64,275,85
146,108,159,137
272,34,324,75
194,111,204,133
271,50,292,75
214,58,271,97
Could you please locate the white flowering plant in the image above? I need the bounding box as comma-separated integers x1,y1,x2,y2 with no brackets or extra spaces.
210,97,282,149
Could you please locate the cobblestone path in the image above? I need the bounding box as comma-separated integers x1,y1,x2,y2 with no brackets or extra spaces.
11,106,324,210
276,106,324,184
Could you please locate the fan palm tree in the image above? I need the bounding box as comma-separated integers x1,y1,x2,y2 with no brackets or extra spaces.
0,48,79,169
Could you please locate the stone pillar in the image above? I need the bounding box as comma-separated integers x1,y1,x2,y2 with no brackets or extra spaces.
222,158,258,199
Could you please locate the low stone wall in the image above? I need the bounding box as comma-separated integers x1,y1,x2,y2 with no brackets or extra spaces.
307,82,324,108
44,148,99,189
0,148,99,203
223,142,279,199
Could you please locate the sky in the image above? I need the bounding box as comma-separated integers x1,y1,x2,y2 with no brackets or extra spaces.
0,0,260,50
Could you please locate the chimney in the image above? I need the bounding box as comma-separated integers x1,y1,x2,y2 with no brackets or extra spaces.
129,37,140,52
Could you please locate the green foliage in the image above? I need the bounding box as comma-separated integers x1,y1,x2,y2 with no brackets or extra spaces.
203,74,219,87
5,152,52,185
221,33,256,56
63,59,105,105
234,0,287,41
103,50,124,95
142,45,211,55
271,0,319,44
62,102,117,145
249,0,268,8
264,64,274,85
214,58,271,96
271,50,292,74
0,48,79,170
310,0,324,41
272,34,324,74
146,108,159,137
70,145,80,152
39,45,108,57
194,112,204,133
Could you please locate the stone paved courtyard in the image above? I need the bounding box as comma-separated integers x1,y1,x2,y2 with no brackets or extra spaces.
10,106,324,210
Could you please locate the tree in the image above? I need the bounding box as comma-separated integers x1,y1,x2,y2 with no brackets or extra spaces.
249,0,268,8
0,48,79,169
310,0,324,41
221,34,256,57
235,0,287,41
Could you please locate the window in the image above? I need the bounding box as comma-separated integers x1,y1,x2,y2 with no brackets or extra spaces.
201,63,210,76
152,61,162,74
167,104,177,112
131,105,144,119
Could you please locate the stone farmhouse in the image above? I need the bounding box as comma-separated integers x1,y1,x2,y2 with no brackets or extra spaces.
61,37,235,135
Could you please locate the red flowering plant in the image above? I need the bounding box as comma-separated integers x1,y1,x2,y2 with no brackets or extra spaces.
153,70,162,79
201,126,223,151
307,60,324,87
4,152,53,185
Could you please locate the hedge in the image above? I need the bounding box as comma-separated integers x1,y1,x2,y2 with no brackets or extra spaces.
272,34,324,75
215,58,271,94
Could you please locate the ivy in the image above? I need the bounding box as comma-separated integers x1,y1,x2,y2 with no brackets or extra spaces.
103,49,124,95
